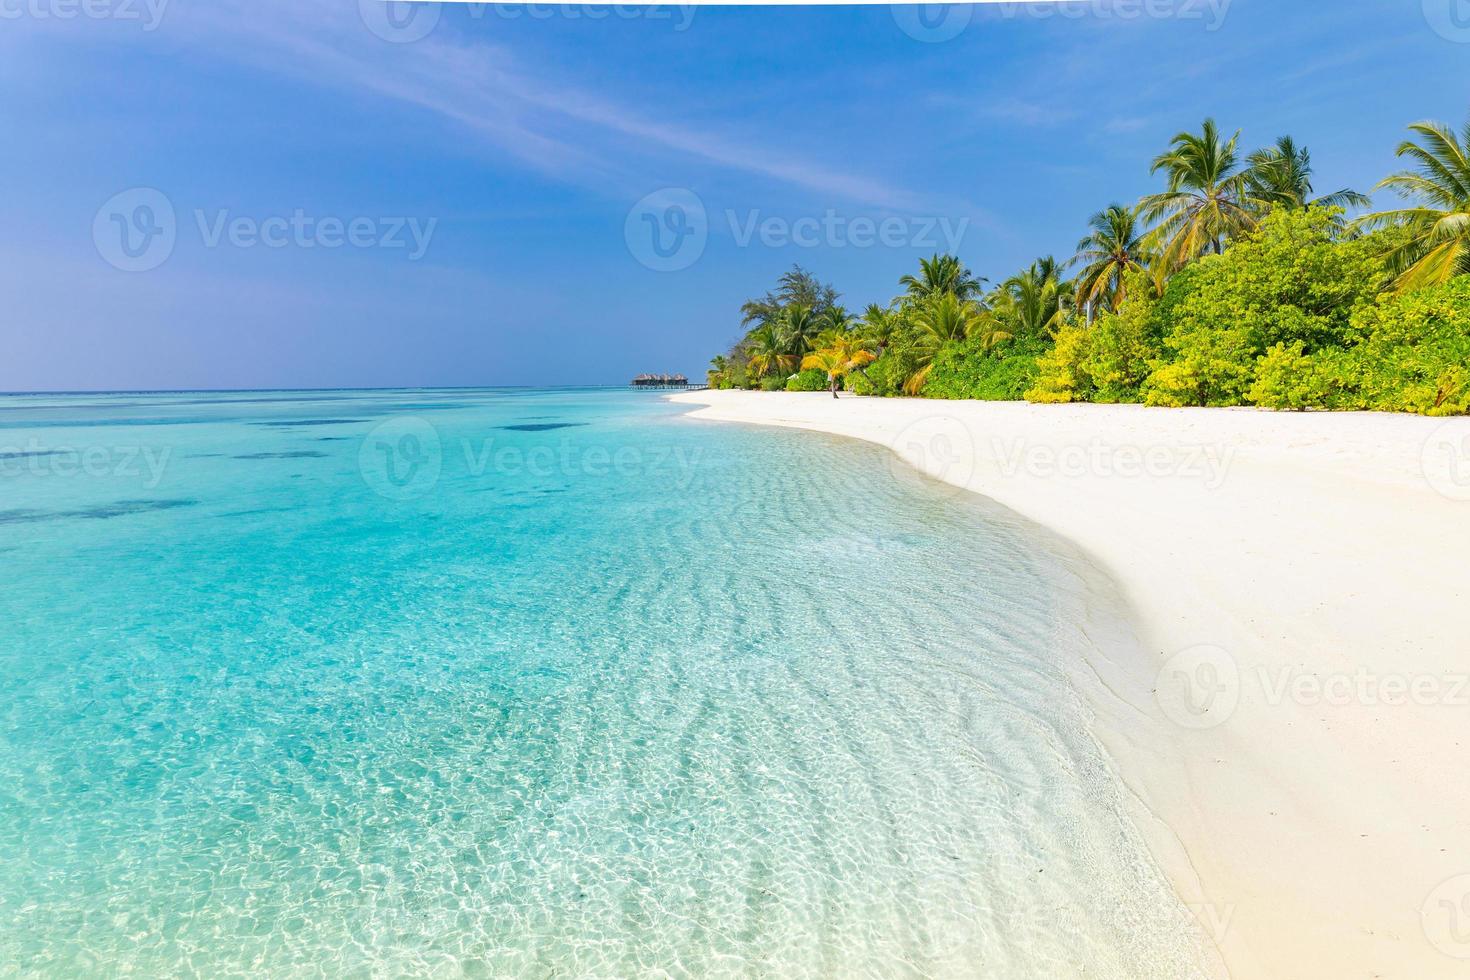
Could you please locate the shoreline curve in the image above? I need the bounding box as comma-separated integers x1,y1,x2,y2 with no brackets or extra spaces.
669,389,1470,980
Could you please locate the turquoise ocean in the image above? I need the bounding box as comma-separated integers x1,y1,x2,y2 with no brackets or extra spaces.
0,388,1218,977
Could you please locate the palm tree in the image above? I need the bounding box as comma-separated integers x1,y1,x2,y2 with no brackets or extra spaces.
1071,204,1152,317
898,254,985,303
746,323,796,379
779,304,822,358
801,334,876,399
857,303,903,354
1140,119,1256,269
903,293,985,394
1245,136,1371,212
819,304,853,335
990,260,1069,337
707,354,729,387
1352,115,1470,291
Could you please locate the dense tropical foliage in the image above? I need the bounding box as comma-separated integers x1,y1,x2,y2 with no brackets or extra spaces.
707,110,1470,416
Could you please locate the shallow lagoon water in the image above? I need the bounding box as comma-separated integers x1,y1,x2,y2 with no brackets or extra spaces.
0,388,1218,977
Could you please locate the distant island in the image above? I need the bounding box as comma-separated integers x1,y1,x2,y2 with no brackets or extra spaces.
630,373,696,390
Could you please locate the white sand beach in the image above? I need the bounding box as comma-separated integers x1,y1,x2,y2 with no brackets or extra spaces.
671,390,1470,980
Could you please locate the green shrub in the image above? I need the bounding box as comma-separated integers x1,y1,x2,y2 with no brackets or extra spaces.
785,368,829,392
1338,276,1470,415
1143,208,1387,406
1080,271,1160,402
1142,316,1258,406
846,347,918,397
1248,342,1345,410
1026,324,1091,403
758,375,789,392
923,335,1042,401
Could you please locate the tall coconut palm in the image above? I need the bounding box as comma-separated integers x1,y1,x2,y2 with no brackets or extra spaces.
1245,136,1371,212
903,293,985,394
990,260,1070,337
707,354,729,387
898,254,985,303
1140,119,1256,269
819,304,853,335
778,304,822,359
1071,204,1152,316
1352,115,1470,290
858,302,903,354
745,323,796,379
801,334,876,399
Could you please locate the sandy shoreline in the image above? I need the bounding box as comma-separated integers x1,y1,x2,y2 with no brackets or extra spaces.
670,390,1470,980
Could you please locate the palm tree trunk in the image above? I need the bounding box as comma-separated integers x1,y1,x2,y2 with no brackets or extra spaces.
830,375,839,399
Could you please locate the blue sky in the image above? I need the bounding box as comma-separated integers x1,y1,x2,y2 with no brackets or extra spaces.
2,0,1467,391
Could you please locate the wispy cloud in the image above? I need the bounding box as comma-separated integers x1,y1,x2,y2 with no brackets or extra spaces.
143,0,926,212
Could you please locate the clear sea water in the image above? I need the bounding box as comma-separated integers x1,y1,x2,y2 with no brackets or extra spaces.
0,388,1219,978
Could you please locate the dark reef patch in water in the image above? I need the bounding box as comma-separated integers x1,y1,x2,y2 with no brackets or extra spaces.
0,499,198,526
217,506,297,519
0,449,67,460
233,451,329,460
0,417,219,429
253,419,366,428
497,423,587,432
